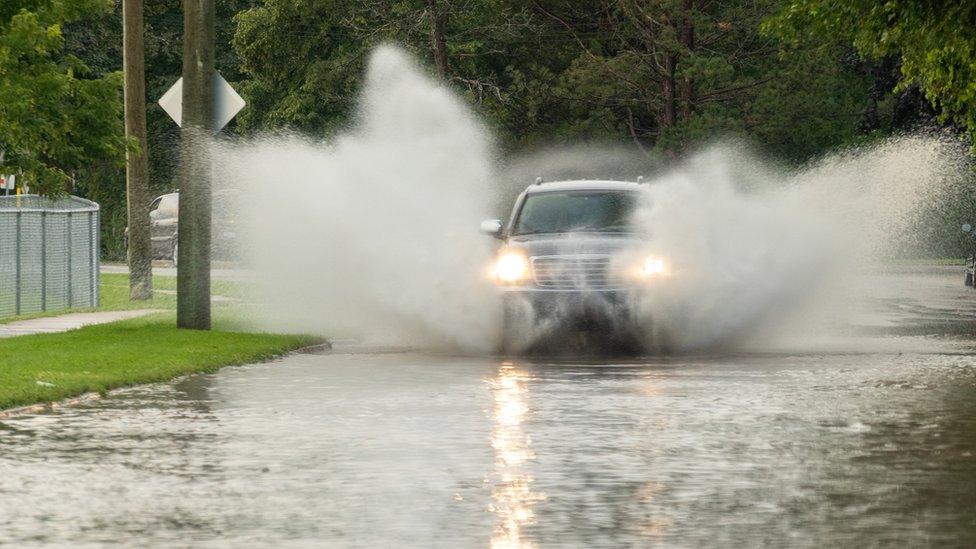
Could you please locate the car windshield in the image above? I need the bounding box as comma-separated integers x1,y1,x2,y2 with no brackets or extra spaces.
156,195,178,218
513,191,638,235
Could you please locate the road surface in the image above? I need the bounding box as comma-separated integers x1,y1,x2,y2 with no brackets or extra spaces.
2,266,976,546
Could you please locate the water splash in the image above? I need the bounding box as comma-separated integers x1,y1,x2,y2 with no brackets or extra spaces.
217,45,500,351
625,138,965,351
217,45,966,354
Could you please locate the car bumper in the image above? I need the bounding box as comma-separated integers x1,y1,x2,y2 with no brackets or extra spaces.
501,287,639,330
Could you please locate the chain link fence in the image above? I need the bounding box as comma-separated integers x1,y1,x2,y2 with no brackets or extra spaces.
0,195,99,318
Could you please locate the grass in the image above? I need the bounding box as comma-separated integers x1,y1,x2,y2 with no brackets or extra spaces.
0,273,321,411
0,313,318,410
99,273,179,310
1,273,247,324
0,273,175,325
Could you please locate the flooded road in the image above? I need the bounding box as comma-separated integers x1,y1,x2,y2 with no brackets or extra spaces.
3,267,976,546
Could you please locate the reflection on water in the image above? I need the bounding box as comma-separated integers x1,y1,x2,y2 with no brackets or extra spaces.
3,350,976,546
489,362,546,548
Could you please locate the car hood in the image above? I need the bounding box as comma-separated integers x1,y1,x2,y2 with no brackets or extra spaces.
505,233,645,257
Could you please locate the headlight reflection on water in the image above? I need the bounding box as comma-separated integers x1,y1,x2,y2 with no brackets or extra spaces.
489,362,546,549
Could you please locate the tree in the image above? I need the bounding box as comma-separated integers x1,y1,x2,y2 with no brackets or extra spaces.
764,0,976,144
0,1,126,195
426,0,449,78
232,0,370,134
231,0,880,162
62,0,258,260
124,0,153,300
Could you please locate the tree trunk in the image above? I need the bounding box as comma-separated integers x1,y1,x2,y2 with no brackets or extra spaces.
679,0,695,121
426,0,449,78
123,0,152,300
177,0,214,330
660,53,677,129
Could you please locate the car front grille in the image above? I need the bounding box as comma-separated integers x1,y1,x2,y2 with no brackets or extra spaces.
531,255,625,290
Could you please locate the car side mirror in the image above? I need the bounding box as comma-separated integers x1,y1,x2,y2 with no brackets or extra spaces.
963,223,972,233
480,219,503,238
149,209,158,220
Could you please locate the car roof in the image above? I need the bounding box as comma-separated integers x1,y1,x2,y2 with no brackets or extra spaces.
523,179,643,194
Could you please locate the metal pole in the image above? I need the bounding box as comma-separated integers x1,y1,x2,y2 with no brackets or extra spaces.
15,211,20,315
41,210,46,311
67,211,73,308
94,208,100,308
88,210,95,307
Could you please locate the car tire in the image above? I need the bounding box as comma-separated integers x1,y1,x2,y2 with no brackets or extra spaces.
967,272,973,287
171,238,178,267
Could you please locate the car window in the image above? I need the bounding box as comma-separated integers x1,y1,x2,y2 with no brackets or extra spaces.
157,195,179,219
514,191,637,235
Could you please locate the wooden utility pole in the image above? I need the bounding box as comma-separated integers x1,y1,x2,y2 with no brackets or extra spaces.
123,0,152,300
177,0,214,330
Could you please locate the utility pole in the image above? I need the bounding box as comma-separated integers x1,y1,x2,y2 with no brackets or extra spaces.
123,0,152,300
177,0,214,330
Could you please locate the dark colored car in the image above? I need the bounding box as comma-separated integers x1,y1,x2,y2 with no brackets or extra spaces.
481,179,665,352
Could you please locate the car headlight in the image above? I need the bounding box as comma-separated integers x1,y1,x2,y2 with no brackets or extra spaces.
631,255,668,279
642,256,666,276
492,249,530,284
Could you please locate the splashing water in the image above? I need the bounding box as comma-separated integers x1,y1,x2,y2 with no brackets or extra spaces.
216,45,966,354
218,46,501,351
626,138,964,351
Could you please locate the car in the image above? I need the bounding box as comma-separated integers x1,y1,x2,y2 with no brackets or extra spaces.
481,179,666,353
124,191,240,265
149,192,180,264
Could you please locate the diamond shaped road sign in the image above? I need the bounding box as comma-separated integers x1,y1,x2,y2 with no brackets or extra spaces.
158,71,245,134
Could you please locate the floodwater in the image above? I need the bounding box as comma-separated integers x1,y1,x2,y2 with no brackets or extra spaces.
3,268,976,547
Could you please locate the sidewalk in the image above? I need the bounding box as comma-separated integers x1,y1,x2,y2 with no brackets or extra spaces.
100,262,247,280
0,310,161,338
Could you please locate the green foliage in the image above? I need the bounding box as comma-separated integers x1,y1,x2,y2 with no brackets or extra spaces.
230,0,883,163
233,0,367,133
32,0,973,256
0,0,126,195
0,272,315,410
63,1,258,258
765,0,976,144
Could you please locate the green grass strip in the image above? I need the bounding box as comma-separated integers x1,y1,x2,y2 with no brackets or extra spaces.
0,313,318,411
